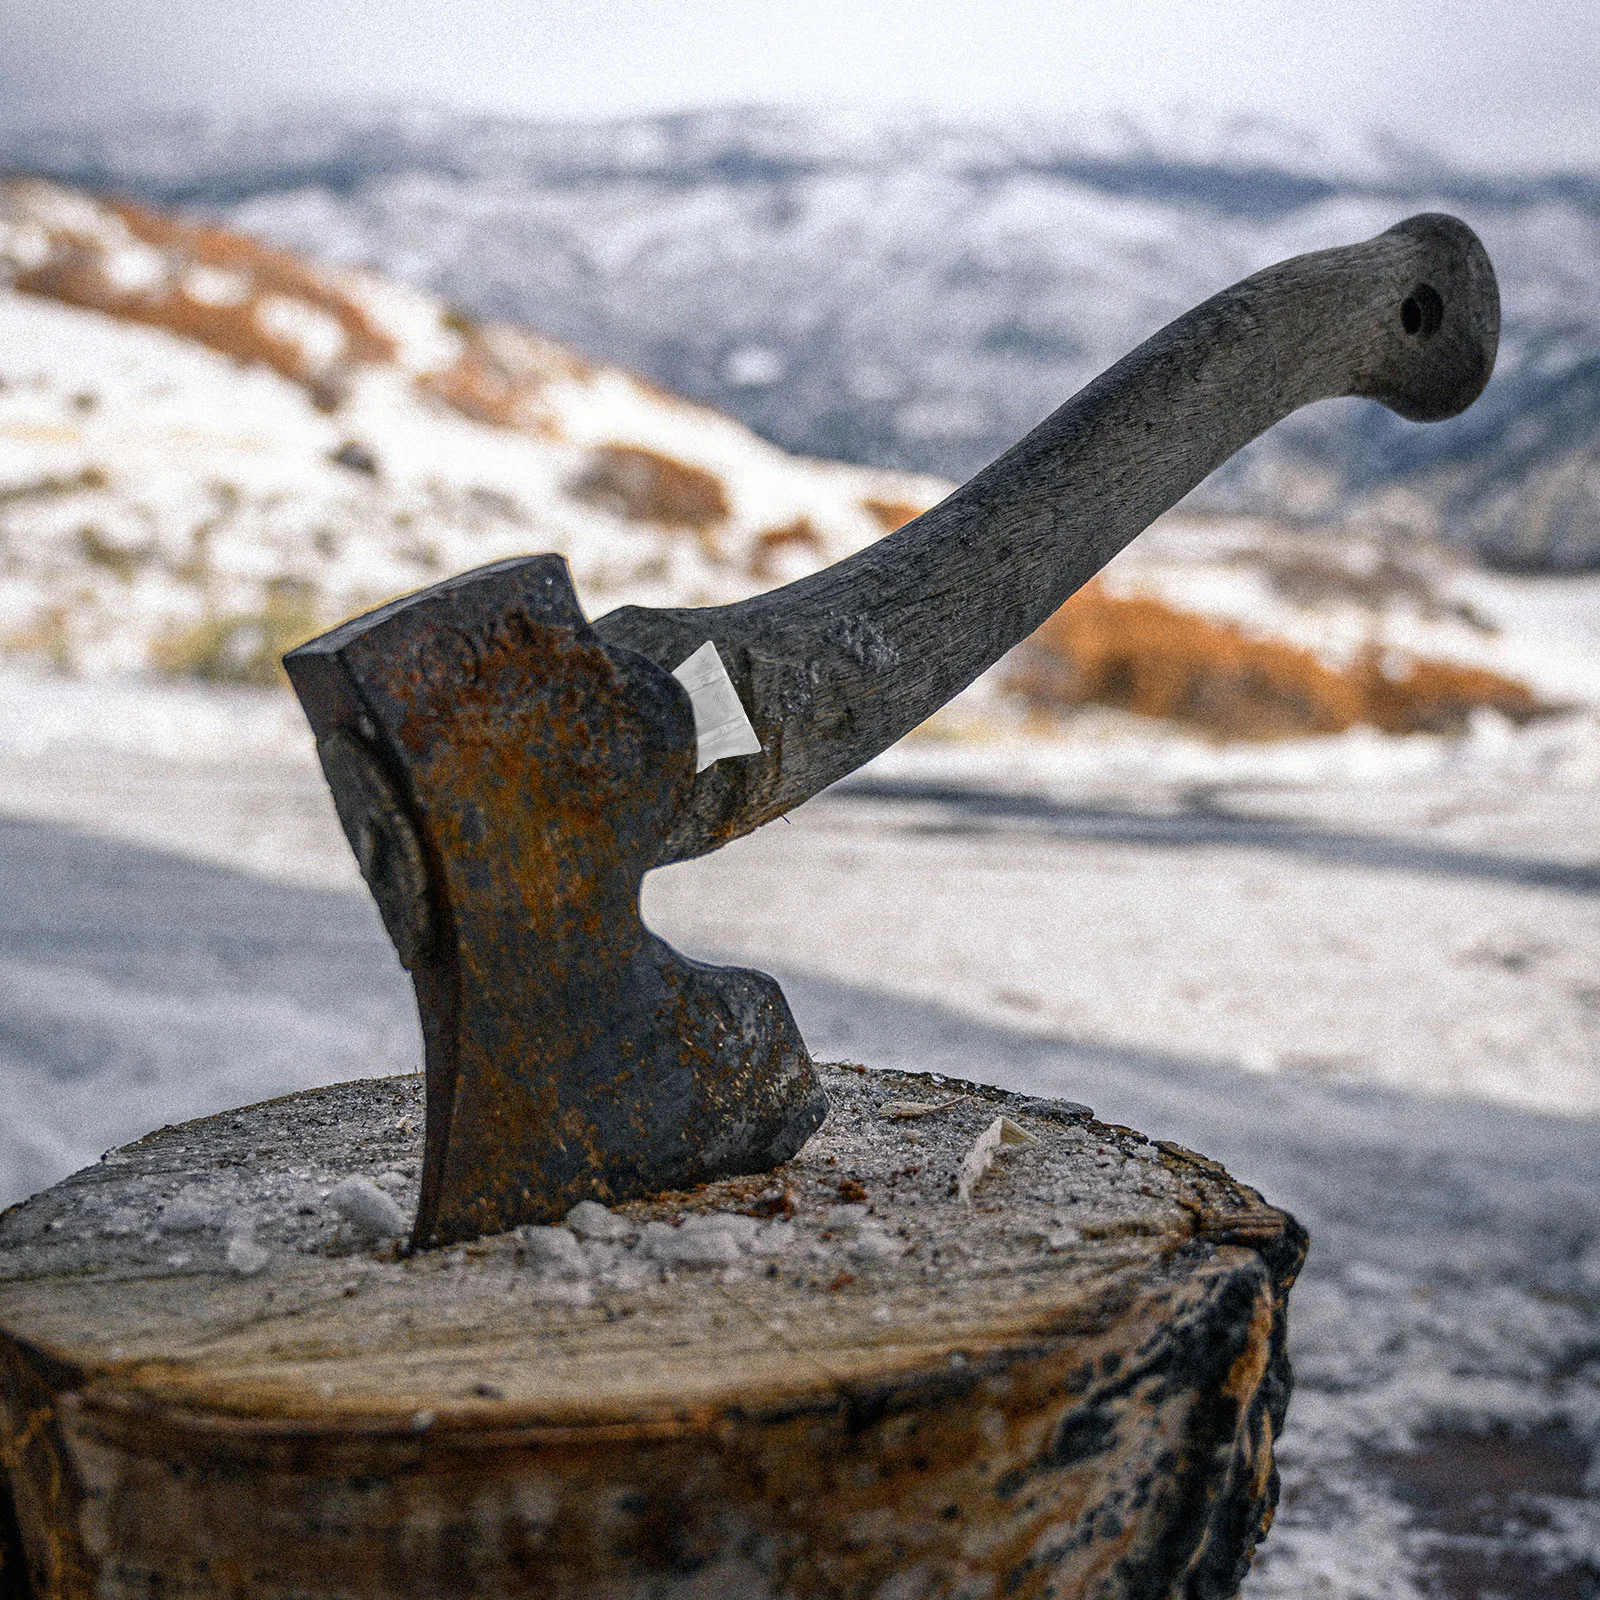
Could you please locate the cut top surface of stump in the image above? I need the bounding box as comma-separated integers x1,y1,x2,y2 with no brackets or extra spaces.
0,1064,1301,1433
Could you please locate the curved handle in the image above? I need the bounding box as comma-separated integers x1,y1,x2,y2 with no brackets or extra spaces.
597,212,1499,864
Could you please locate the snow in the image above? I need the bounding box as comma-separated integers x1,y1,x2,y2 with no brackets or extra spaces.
254,294,347,367
517,1225,589,1278
563,1200,631,1242
642,1222,742,1268
224,1226,270,1276
513,1208,799,1288
182,265,251,307
6,106,1599,580
339,270,464,374
1100,517,1600,710
158,1195,215,1235
323,1174,406,1238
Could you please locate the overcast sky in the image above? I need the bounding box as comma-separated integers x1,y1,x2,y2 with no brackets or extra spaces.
1,0,1596,168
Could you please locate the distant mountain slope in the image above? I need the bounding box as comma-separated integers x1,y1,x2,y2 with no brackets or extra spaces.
3,104,1596,567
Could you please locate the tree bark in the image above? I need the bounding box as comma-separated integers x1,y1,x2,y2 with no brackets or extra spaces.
0,1064,1304,1600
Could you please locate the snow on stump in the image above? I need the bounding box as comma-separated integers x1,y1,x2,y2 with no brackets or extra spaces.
0,1064,1304,1599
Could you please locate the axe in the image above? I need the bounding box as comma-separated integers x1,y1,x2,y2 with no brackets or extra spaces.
285,214,1498,1249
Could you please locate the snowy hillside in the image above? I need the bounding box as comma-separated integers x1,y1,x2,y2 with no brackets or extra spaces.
0,176,945,679
7,171,1600,773
4,103,1597,568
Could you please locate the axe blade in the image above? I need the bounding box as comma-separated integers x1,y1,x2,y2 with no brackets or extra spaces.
285,555,825,1248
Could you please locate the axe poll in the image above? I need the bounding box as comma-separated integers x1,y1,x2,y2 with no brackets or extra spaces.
285,213,1498,1248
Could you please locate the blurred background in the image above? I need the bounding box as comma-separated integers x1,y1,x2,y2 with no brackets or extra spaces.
2,3,1599,1594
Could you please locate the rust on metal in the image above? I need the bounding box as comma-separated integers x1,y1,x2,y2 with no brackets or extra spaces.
285,557,825,1248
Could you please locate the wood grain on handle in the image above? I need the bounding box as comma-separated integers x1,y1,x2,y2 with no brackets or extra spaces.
597,213,1499,863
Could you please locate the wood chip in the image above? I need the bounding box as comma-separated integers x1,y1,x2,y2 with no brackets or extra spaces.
957,1116,1038,1205
880,1096,969,1119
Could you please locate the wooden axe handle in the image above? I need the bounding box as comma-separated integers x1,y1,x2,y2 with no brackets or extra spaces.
598,212,1499,863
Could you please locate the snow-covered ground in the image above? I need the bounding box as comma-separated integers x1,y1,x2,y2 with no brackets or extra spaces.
1,670,1598,1595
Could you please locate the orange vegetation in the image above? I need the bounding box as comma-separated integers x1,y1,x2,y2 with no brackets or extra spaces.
2,180,595,435
571,444,730,534
862,498,927,533
416,318,592,437
749,517,824,579
13,194,397,406
1004,579,1542,740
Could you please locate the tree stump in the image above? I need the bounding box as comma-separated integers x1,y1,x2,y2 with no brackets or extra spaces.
0,1064,1304,1600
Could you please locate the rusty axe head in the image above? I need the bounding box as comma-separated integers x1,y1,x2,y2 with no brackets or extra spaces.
287,213,1500,1249
285,556,824,1248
